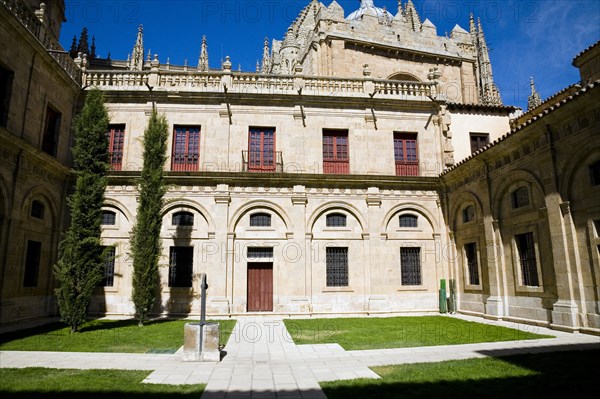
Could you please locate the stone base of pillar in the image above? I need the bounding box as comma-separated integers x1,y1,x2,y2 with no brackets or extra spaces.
485,296,505,319
182,322,221,362
550,300,580,331
208,297,230,315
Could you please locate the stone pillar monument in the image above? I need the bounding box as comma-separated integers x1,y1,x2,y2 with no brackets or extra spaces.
183,273,221,362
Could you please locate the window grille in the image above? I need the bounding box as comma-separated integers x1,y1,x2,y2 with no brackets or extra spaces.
326,247,348,287
326,213,347,227
102,211,116,226
516,233,539,287
101,246,116,287
247,247,273,259
399,214,418,228
465,243,480,285
172,211,194,226
169,247,194,288
401,247,421,285
250,213,271,227
512,187,530,209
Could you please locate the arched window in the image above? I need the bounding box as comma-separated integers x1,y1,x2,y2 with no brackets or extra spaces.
389,73,420,82
101,210,116,225
250,213,271,227
512,187,530,209
326,213,347,227
172,211,194,226
399,214,418,228
31,200,45,219
462,206,475,223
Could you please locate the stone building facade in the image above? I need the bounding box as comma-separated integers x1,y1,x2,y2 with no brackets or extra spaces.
0,0,81,324
0,0,598,335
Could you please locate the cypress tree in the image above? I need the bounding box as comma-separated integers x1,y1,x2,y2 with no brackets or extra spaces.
131,110,168,325
54,89,110,333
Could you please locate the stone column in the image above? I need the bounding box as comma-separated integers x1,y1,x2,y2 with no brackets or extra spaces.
290,185,309,313
211,185,231,315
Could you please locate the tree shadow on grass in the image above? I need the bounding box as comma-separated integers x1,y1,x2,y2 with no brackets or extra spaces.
323,347,599,399
0,392,201,399
0,318,187,345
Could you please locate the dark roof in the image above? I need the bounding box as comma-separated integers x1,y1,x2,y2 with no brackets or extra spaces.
512,83,581,127
446,102,520,113
573,40,600,65
441,80,599,176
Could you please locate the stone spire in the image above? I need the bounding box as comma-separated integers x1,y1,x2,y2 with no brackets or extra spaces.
90,36,96,59
473,18,502,105
261,37,271,74
280,27,299,74
198,35,209,72
527,77,542,111
404,0,421,31
69,35,78,58
397,0,402,15
130,24,144,71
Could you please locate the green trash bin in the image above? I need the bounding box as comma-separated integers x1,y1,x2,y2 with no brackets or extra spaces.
439,279,448,314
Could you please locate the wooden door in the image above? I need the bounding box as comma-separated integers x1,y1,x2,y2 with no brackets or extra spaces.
247,263,273,312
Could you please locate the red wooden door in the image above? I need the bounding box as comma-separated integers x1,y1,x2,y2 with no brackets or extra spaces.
247,263,273,312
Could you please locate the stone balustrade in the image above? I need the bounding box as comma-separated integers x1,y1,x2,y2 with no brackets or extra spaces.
83,68,435,100
1,0,82,85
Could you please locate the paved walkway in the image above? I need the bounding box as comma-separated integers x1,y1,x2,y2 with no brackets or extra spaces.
1,315,599,399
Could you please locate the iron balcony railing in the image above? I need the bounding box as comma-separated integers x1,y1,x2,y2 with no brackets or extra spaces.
242,150,283,173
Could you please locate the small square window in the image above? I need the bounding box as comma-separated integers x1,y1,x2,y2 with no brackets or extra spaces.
470,133,489,153
250,213,271,227
102,211,116,226
172,211,194,226
326,213,347,227
247,247,273,259
31,201,45,219
512,187,530,209
463,206,475,223
399,214,418,228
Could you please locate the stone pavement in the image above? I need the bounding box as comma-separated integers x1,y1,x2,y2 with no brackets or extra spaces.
1,315,599,399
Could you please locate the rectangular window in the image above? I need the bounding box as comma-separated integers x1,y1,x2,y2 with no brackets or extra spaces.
23,240,42,287
169,246,193,288
323,129,349,174
590,161,600,186
515,232,539,287
465,243,480,286
470,133,489,154
326,247,348,287
248,127,276,172
106,124,125,171
247,247,274,259
42,106,61,156
401,247,421,285
101,246,116,287
0,64,14,127
172,126,200,171
394,133,419,176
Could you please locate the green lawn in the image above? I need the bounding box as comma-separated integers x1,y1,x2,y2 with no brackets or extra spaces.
0,368,203,398
284,316,553,350
0,319,237,353
322,350,599,399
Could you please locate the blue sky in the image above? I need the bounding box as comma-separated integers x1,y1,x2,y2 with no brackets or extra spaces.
60,0,599,109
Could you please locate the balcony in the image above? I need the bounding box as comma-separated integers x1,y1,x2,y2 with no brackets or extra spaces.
172,154,199,172
395,161,420,176
323,160,350,175
242,151,283,173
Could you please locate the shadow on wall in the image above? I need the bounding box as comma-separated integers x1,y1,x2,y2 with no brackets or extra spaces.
162,220,195,318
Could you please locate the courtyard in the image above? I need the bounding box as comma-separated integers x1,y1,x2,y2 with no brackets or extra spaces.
1,315,598,398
